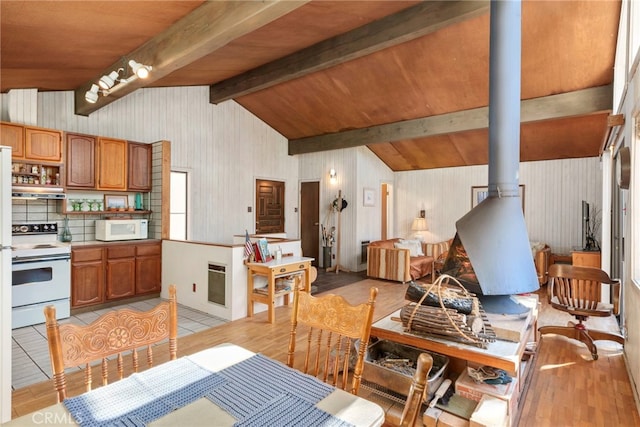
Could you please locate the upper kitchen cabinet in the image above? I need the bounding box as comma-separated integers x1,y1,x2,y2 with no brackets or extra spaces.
25,127,63,162
128,142,152,191
1,122,25,157
66,133,96,189
97,137,127,191
1,122,62,162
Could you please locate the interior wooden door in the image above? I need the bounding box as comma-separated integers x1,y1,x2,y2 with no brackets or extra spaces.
256,179,285,234
300,181,320,266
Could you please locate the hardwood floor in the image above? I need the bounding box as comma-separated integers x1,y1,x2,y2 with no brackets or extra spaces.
10,279,640,426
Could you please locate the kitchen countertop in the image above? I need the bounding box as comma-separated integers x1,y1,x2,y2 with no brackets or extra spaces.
70,239,161,247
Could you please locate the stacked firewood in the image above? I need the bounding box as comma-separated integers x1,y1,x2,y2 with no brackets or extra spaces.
401,278,496,348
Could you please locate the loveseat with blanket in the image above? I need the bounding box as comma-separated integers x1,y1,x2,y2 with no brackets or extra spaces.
366,238,451,283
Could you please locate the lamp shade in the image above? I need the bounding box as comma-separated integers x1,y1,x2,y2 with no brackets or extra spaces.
411,217,428,231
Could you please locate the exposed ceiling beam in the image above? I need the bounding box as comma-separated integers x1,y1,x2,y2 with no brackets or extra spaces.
74,0,308,116
288,84,613,155
209,0,489,104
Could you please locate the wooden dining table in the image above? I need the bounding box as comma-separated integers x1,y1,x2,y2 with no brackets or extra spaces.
5,343,385,426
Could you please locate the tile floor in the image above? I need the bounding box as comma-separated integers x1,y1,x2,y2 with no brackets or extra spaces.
11,297,227,391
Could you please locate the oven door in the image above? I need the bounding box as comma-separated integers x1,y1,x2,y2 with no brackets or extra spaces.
12,254,71,308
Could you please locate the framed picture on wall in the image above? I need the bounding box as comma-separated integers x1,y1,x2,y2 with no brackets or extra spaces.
104,194,128,210
471,185,525,212
363,188,375,207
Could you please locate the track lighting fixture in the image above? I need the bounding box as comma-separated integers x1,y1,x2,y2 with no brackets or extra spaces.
85,84,100,104
129,60,152,79
84,58,153,103
98,69,122,90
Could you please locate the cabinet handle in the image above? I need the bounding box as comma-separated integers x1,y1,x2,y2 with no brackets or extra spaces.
299,265,304,269
279,268,286,273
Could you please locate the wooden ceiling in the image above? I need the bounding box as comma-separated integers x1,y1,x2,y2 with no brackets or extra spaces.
0,1,621,171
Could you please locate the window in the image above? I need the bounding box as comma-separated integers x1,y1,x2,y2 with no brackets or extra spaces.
170,170,188,240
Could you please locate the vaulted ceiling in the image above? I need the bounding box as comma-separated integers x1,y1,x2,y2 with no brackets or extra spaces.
0,1,621,171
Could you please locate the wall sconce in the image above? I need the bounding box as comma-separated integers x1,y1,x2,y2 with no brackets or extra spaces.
85,58,153,103
329,169,337,184
411,216,428,241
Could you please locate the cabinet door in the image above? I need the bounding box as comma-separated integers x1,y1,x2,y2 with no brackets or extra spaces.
71,260,104,307
97,137,127,190
136,255,162,294
106,257,136,299
1,122,25,158
25,127,63,162
66,133,96,188
135,242,161,294
128,142,152,191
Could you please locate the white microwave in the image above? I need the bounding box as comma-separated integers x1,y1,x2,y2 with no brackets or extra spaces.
95,219,148,241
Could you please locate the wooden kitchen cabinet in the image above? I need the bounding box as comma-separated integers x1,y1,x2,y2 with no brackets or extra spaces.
1,122,25,158
128,142,152,191
135,242,162,294
25,127,63,162
1,122,62,162
66,133,96,188
106,246,136,300
97,137,127,191
71,247,105,307
71,241,161,308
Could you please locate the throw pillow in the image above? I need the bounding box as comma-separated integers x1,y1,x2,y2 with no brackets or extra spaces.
395,239,424,257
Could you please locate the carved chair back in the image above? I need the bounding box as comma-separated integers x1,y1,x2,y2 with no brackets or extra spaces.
44,285,178,402
287,286,378,394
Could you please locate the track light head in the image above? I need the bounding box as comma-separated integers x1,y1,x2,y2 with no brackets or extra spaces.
85,84,100,103
98,70,121,90
128,60,152,79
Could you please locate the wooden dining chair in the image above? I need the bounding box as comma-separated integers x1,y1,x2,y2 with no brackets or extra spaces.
538,264,624,360
44,284,178,402
287,286,378,394
397,352,433,427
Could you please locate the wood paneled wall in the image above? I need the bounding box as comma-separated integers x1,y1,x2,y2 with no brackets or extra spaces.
25,87,298,244
396,157,603,254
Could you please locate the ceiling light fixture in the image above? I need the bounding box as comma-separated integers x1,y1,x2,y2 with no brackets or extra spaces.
85,84,100,104
129,60,152,79
98,69,123,90
84,58,153,103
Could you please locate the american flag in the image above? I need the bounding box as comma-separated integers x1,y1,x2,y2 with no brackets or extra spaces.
244,230,253,259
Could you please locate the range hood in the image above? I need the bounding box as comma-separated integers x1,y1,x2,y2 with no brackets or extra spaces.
450,0,538,312
12,185,66,200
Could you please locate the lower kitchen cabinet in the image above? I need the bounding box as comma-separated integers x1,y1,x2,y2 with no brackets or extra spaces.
71,240,161,308
106,246,136,300
135,243,162,294
71,247,105,307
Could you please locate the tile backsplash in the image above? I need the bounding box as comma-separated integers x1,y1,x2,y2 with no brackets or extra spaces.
11,198,152,242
